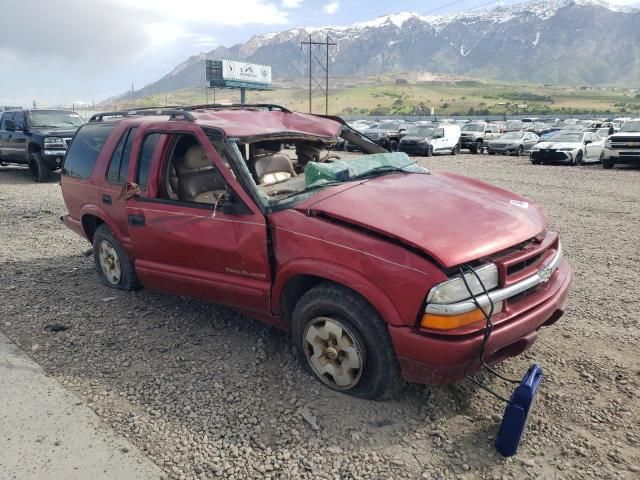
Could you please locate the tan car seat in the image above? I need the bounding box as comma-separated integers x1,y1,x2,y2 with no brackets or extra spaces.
253,154,297,186
176,145,226,203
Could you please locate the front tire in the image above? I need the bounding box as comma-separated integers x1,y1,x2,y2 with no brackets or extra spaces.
473,140,483,154
574,151,583,166
426,144,433,157
388,140,398,152
602,157,614,169
93,224,140,291
292,283,403,400
29,152,50,182
516,145,524,157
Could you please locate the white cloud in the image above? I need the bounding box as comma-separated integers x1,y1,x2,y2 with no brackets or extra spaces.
324,1,339,14
282,0,303,7
112,0,290,26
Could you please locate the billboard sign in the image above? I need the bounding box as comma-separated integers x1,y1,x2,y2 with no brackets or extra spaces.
222,59,271,88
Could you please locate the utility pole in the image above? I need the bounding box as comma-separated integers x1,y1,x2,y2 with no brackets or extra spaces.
131,83,135,107
300,35,337,115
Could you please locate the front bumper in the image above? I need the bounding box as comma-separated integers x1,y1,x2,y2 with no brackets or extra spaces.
399,143,429,155
530,150,573,163
388,258,572,384
487,145,518,154
603,148,640,164
460,138,479,148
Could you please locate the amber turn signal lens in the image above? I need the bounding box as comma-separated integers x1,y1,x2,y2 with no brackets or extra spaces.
421,302,503,331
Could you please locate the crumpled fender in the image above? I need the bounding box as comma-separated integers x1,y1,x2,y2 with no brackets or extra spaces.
271,257,404,326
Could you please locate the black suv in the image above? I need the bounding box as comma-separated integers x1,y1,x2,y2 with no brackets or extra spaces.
0,109,85,181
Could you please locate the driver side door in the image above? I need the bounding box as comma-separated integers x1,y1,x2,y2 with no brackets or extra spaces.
124,125,272,315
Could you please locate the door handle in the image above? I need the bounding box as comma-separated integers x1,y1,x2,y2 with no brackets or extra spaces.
102,194,112,205
127,213,145,227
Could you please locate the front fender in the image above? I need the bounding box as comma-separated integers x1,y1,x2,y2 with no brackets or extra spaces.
272,258,405,326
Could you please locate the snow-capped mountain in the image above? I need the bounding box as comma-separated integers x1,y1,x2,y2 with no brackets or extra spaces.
127,0,640,99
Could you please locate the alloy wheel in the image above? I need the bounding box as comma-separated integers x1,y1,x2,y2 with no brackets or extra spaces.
98,239,122,285
303,317,364,390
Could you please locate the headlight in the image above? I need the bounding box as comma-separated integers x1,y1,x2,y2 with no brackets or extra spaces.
426,263,498,304
557,147,574,152
422,263,501,330
44,137,64,146
604,139,612,148
384,132,390,138
531,145,540,151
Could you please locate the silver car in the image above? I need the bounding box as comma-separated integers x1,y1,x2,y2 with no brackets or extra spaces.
486,131,539,156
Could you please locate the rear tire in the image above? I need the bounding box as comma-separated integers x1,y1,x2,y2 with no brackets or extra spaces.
92,224,140,291
451,144,459,155
291,283,404,400
29,152,50,182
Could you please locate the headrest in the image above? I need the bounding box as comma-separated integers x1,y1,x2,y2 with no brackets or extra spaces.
182,145,210,170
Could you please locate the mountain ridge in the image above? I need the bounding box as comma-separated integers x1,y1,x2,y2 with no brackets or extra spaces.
111,0,640,103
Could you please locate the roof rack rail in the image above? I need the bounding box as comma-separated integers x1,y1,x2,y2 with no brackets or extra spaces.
89,108,196,123
184,103,291,113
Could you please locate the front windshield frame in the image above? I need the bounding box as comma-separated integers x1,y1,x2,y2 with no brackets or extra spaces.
223,127,427,213
27,110,85,128
406,126,436,137
547,133,583,143
620,120,640,132
500,132,523,140
377,121,400,130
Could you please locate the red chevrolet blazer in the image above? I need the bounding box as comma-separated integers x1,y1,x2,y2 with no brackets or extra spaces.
60,105,572,400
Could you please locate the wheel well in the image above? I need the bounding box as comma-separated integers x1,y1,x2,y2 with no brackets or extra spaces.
28,143,41,154
280,274,325,323
81,215,104,243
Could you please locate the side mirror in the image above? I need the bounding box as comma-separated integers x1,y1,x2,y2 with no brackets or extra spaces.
5,120,15,132
584,140,592,145
118,182,141,200
222,190,251,216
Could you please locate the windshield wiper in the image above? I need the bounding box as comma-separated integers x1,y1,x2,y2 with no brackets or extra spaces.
352,165,418,180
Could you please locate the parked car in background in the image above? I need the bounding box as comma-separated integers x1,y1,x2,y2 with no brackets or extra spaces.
459,123,500,153
524,122,547,135
363,120,407,151
595,127,612,139
59,104,571,399
530,131,604,165
0,109,85,181
504,120,524,132
486,131,539,156
601,118,640,169
398,124,460,156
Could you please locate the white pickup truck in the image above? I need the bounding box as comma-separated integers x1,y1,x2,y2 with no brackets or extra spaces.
602,119,640,169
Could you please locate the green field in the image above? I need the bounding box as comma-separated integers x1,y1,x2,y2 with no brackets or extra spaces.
114,75,640,117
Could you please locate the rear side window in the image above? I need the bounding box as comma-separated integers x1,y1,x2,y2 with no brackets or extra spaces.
62,124,116,179
107,127,137,184
0,112,14,129
136,133,160,190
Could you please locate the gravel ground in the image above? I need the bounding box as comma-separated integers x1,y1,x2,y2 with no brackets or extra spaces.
1,154,639,480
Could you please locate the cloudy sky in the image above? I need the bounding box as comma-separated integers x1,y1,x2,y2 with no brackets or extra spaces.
0,0,637,107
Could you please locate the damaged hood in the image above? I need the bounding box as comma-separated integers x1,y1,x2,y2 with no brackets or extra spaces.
297,172,547,268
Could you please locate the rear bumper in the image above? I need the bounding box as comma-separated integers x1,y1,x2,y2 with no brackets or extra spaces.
61,214,87,240
389,258,572,384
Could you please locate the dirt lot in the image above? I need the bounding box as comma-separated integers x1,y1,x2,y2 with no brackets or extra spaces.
1,154,639,480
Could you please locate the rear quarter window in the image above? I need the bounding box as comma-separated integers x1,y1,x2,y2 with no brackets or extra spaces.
63,124,116,179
